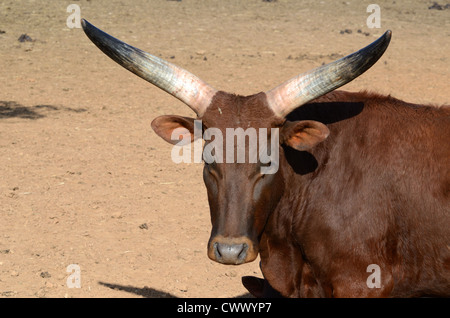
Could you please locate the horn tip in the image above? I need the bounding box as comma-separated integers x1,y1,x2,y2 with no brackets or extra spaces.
384,30,392,40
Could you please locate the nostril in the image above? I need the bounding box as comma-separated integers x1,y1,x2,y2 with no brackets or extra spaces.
238,243,248,260
214,242,221,258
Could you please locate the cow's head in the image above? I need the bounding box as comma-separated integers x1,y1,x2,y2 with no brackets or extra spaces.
82,19,390,265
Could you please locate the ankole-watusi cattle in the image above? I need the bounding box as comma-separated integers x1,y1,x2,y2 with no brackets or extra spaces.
82,19,450,297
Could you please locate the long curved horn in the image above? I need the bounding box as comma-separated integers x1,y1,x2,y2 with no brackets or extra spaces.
81,19,217,117
265,30,392,118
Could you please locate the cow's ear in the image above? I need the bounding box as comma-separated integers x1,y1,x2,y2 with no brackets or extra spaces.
281,120,330,151
151,115,200,145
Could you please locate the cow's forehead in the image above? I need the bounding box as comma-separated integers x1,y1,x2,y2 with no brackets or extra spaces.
201,91,283,129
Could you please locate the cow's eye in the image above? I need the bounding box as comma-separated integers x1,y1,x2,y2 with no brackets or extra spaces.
204,162,220,180
260,162,271,175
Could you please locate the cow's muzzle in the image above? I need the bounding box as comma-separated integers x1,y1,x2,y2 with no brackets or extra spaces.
208,236,258,265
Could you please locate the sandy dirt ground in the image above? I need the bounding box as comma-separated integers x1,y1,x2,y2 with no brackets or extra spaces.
0,0,448,298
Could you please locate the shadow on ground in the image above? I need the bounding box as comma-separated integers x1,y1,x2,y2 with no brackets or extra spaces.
98,281,253,298
0,101,86,119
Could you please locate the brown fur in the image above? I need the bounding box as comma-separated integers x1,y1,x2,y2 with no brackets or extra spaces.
261,91,450,297
151,90,450,297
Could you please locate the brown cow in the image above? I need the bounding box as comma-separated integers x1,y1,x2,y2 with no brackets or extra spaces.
82,19,450,297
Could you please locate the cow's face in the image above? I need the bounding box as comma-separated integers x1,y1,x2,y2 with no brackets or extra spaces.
151,91,329,264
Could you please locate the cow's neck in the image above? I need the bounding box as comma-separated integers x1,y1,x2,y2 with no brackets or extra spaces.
258,145,328,297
